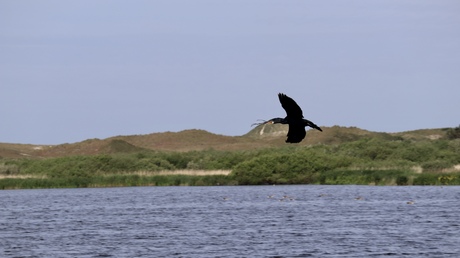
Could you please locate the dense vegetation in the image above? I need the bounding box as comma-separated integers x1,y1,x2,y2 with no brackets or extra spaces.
446,125,460,140
232,138,460,185
1,137,460,189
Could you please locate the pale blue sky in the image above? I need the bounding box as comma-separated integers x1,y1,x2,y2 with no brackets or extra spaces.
1,1,459,144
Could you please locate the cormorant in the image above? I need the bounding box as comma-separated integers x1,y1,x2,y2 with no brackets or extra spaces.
255,93,322,143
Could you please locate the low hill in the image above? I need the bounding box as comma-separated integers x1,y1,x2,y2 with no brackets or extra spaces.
0,126,450,159
245,124,448,144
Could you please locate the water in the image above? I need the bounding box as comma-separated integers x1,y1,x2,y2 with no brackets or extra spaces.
1,185,459,257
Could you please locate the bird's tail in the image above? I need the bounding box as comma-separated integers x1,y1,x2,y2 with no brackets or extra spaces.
304,119,322,132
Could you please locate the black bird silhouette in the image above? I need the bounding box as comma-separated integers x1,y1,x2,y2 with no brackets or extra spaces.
254,93,322,143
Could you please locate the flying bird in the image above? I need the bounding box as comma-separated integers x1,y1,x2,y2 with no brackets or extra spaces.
254,93,322,143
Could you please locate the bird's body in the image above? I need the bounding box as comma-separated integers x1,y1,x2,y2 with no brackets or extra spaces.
257,93,322,143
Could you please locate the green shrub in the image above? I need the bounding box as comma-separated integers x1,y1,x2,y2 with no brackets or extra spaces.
396,176,408,185
446,125,460,139
437,174,460,185
421,160,452,172
413,173,439,185
231,150,352,185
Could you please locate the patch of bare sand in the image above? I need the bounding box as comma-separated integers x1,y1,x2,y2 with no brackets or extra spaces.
120,170,231,176
0,174,47,179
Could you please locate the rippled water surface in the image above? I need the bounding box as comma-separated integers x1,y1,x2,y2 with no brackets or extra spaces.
1,185,460,257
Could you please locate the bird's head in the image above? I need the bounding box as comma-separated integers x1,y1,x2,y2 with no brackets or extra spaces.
268,118,285,124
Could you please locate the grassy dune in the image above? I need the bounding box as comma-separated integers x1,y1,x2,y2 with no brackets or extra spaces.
1,126,459,189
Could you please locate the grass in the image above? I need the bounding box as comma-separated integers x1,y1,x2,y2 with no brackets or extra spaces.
0,174,237,190
2,170,459,190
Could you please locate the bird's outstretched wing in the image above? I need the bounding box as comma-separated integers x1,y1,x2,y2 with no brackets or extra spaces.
286,124,306,143
278,93,303,120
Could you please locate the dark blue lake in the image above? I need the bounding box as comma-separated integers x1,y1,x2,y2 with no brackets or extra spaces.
1,185,459,257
